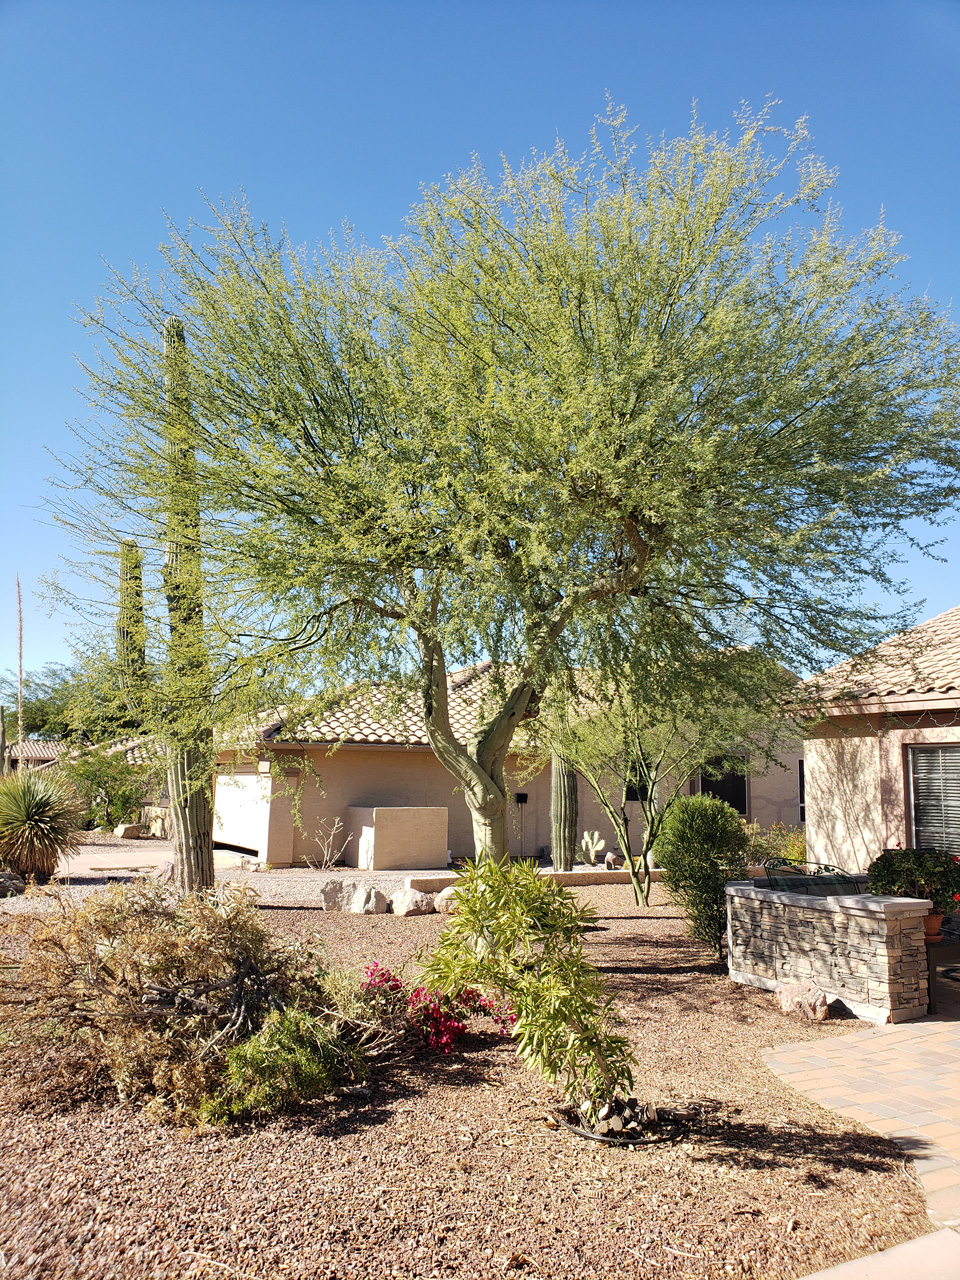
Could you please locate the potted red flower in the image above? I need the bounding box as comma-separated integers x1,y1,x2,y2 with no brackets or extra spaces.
867,848,960,943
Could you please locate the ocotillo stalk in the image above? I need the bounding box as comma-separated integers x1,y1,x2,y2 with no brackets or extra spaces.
16,575,23,752
161,316,214,893
550,754,578,872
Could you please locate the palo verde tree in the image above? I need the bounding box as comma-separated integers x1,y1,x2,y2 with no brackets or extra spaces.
72,104,960,860
531,649,795,904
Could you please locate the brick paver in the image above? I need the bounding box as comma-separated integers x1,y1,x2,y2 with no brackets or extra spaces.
765,996,960,1230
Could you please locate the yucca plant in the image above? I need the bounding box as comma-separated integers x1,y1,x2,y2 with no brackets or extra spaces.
0,770,82,879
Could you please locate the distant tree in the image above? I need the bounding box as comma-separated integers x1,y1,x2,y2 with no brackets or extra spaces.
56,744,155,830
70,103,960,861
532,649,793,903
0,662,142,746
0,664,76,741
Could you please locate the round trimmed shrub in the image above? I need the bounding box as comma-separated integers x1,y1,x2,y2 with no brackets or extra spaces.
655,794,749,960
0,770,82,879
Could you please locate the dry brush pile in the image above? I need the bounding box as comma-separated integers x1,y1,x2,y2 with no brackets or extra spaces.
0,880,413,1122
0,860,640,1131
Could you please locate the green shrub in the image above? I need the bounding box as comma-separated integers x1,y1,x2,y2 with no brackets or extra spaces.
745,820,806,865
655,794,749,960
867,847,960,913
206,1008,364,1121
0,770,82,879
419,856,635,1115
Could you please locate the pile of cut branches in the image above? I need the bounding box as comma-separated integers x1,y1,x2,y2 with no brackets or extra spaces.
0,880,410,1120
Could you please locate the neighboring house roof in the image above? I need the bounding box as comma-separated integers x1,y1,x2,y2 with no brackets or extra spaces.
261,662,507,748
9,739,67,762
52,734,162,769
808,604,960,704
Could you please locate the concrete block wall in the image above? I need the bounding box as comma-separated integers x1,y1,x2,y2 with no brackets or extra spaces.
727,883,931,1023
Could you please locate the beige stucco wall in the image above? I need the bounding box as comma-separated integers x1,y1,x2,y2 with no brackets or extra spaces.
346,806,448,870
214,739,806,867
804,729,883,872
804,712,960,873
745,748,804,829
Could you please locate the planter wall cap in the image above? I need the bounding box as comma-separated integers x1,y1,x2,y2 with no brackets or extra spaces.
725,884,932,917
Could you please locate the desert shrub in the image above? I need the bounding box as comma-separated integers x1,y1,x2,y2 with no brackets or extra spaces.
745,820,806,865
656,794,749,960
1,880,305,1111
55,746,155,830
419,856,635,1114
0,881,423,1121
207,1008,365,1121
0,770,82,879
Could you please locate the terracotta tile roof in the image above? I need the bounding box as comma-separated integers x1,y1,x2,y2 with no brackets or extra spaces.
261,662,503,748
808,604,960,702
9,739,67,761
53,734,162,769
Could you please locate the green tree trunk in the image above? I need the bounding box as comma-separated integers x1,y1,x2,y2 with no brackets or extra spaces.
551,755,578,871
161,317,214,893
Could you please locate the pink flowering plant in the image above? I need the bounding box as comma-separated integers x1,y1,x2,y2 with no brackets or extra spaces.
358,964,515,1054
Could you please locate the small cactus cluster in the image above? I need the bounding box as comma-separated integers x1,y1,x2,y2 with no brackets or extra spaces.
579,829,606,865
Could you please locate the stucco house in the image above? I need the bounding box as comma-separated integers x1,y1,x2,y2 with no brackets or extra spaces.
803,604,960,871
213,662,804,867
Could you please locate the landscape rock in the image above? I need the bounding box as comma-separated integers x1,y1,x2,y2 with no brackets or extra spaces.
604,851,625,870
390,888,436,917
114,823,143,840
316,880,352,911
0,871,26,897
434,885,459,914
349,885,388,915
775,979,829,1022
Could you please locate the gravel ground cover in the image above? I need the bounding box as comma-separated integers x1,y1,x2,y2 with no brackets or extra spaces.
0,880,930,1280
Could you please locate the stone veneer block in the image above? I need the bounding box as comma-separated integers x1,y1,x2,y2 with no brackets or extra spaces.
726,883,931,1024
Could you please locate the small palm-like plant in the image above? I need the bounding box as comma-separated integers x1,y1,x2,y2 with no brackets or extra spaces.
0,770,82,879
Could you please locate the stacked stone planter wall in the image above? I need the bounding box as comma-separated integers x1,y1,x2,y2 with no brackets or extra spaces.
726,882,931,1023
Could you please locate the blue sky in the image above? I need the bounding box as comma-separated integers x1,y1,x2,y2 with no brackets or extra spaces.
2,0,959,675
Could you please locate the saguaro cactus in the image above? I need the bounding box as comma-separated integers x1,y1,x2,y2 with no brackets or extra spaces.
156,317,214,892
116,538,147,705
551,754,578,872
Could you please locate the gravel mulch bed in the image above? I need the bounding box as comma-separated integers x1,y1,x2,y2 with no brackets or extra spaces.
0,883,931,1280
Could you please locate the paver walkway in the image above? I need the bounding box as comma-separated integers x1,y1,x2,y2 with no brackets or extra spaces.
765,1016,960,1230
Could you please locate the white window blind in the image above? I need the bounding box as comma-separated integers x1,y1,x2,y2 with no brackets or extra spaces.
910,747,960,856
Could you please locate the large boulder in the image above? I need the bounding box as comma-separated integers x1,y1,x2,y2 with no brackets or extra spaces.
349,885,388,915
390,888,436,917
434,885,460,914
775,980,829,1022
114,823,143,839
316,880,352,911
0,871,26,898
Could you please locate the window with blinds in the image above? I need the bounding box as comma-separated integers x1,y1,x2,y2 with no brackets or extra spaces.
910,747,960,856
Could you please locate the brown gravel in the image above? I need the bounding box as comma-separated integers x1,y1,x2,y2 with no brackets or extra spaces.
0,883,930,1279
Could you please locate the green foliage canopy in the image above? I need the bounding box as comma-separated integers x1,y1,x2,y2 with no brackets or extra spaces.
70,104,960,859
531,648,793,903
